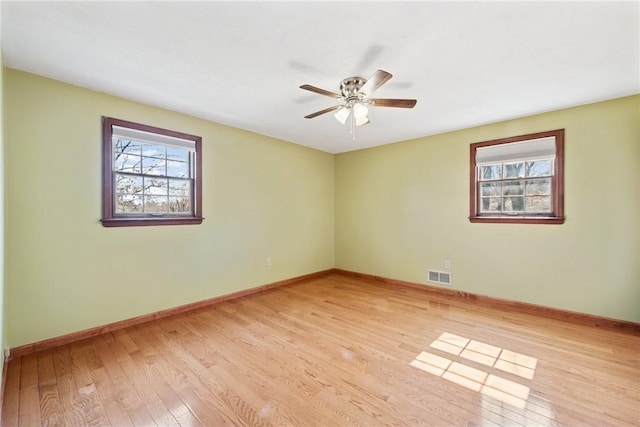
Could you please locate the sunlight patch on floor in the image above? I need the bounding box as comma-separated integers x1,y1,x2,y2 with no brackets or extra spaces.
411,332,538,409
430,332,537,379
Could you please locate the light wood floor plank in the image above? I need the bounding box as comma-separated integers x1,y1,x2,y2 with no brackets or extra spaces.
90,365,132,427
17,354,41,427
3,272,639,426
2,357,21,426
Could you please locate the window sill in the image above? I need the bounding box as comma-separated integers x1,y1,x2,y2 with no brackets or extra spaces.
469,216,565,225
101,217,204,227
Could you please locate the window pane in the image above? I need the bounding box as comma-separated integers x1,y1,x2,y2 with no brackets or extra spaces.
504,162,525,179
167,147,189,161
115,174,143,194
114,139,141,155
481,182,501,197
116,195,142,213
480,165,501,181
142,144,166,159
169,179,190,196
502,181,524,196
145,178,168,195
481,197,502,212
526,196,551,212
144,195,168,213
167,160,189,178
526,178,551,196
526,160,553,177
503,196,525,212
114,154,141,174
169,197,191,213
142,157,167,176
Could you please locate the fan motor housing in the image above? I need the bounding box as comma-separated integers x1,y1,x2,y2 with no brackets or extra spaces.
340,77,366,100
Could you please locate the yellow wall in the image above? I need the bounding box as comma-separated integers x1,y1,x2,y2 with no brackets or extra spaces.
4,68,639,349
0,49,6,375
5,69,335,347
336,95,640,323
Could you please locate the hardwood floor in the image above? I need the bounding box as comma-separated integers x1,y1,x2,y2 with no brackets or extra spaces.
2,272,639,426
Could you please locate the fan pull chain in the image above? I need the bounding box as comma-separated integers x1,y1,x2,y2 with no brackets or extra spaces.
350,111,356,140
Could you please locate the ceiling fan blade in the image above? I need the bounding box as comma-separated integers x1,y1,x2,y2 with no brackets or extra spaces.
359,69,393,96
304,105,342,119
369,98,417,108
299,84,342,99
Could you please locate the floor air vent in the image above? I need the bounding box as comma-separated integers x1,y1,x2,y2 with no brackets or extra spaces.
427,270,451,286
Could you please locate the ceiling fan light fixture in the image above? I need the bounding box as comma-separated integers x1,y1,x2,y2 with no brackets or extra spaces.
353,102,368,119
334,106,351,124
353,102,369,126
355,116,369,127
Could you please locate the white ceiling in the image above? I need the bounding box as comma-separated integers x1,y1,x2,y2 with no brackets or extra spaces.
1,1,638,154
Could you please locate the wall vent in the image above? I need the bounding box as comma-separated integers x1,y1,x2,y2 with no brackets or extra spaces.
427,270,451,286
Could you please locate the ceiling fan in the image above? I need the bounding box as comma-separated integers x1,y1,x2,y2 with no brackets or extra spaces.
300,69,417,128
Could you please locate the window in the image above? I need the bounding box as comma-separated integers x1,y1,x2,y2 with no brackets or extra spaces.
469,129,564,224
101,117,203,227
